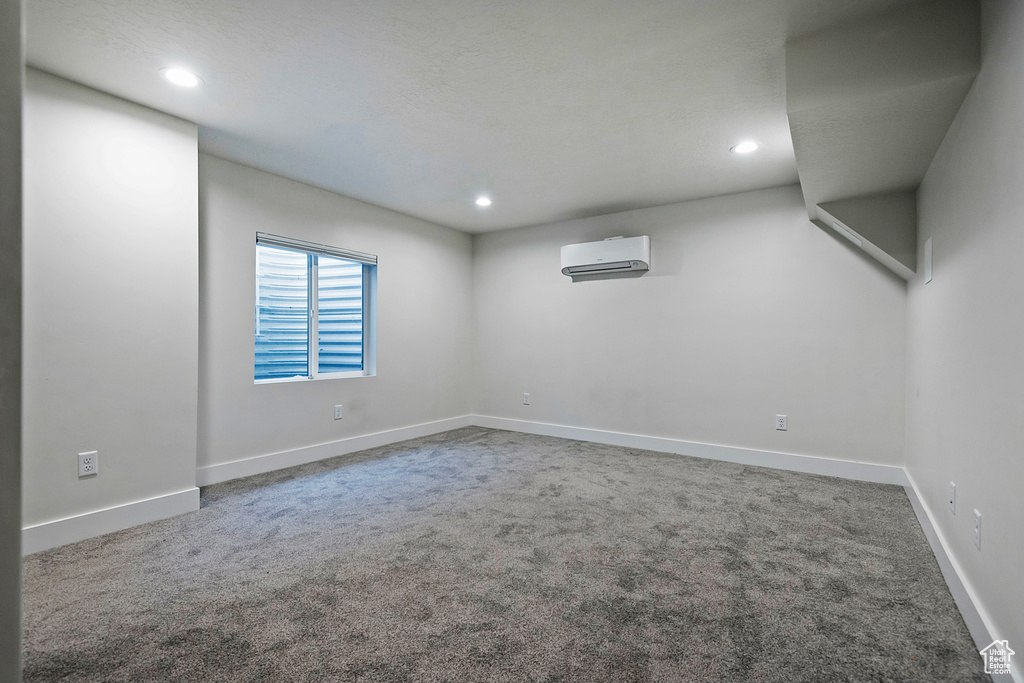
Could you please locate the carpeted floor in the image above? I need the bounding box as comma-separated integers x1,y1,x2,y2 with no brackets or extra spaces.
23,427,988,682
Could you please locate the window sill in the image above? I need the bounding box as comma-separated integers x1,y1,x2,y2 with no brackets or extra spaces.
254,371,374,385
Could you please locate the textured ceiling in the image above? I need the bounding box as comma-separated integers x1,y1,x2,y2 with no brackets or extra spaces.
27,0,921,233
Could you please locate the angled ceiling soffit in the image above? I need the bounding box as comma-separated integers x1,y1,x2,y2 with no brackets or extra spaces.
785,0,979,280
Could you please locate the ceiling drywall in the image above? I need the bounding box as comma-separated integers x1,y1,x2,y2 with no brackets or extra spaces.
27,0,927,233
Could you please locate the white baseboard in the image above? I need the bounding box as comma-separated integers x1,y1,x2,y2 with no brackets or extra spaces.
22,487,200,556
904,472,1022,683
198,414,905,489
472,415,909,486
196,415,475,487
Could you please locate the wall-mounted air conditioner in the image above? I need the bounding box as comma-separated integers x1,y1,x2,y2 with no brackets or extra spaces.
560,235,650,276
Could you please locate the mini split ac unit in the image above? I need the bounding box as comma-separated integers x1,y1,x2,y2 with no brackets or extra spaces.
560,235,650,276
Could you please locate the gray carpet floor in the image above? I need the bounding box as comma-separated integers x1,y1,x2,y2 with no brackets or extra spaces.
22,427,988,682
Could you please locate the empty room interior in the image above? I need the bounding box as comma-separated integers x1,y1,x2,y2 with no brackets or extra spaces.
2,0,1022,680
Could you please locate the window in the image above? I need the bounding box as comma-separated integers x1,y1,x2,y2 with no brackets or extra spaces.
255,233,376,382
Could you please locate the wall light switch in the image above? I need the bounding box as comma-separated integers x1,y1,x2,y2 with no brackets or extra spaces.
973,510,982,550
924,237,933,283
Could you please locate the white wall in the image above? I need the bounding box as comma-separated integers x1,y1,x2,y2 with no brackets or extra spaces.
198,155,473,472
474,185,907,466
0,0,22,674
908,0,1024,661
22,70,200,528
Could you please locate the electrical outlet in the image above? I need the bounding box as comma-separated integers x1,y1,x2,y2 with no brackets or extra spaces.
973,510,982,550
523,393,530,405
776,414,787,431
78,451,98,478
334,404,343,420
948,482,956,515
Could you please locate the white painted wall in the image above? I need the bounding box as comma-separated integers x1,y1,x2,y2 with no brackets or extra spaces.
0,0,22,675
474,185,907,466
908,0,1024,662
198,155,473,471
22,70,199,527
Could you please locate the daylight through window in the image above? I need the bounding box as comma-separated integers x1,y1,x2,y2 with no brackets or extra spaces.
255,233,376,382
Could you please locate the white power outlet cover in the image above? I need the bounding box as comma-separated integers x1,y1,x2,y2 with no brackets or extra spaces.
334,404,343,420
973,510,982,550
949,482,956,515
78,451,98,478
776,415,788,431
523,393,530,405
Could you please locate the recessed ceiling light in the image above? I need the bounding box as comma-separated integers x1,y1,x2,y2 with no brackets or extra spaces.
160,67,202,87
731,140,759,154
475,196,492,207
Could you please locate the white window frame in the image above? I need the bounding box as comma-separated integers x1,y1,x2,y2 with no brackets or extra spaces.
254,232,377,384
